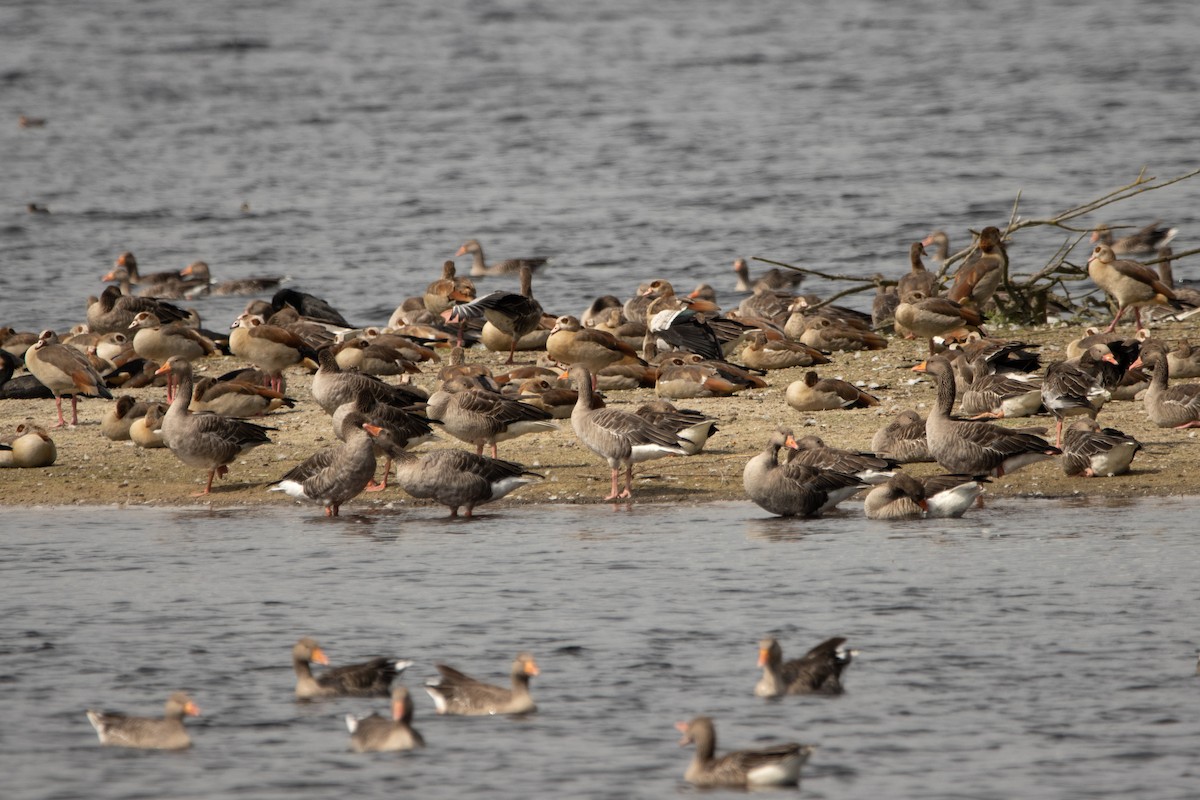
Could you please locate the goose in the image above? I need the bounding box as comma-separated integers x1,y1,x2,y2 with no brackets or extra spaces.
568,365,687,500
947,226,1007,308
0,349,53,400
447,264,545,363
897,241,938,300
311,347,426,415
1061,419,1142,477
229,313,315,393
101,395,147,440
87,284,190,334
128,311,216,399
455,238,549,276
654,356,752,399
739,330,829,370
382,439,541,518
785,370,879,412
547,315,643,378
798,315,888,352
155,356,274,495
755,636,855,697
1152,247,1200,316
871,409,932,462
895,290,985,353
178,260,285,296
333,338,421,377
913,357,1059,476
864,472,928,519
922,230,951,263
1040,345,1118,446
787,435,899,483
732,257,803,293
86,692,200,750
675,716,813,788
271,287,353,329
921,473,989,518
1090,221,1177,256
743,428,866,517
1087,243,1182,332
103,251,188,293
632,400,718,455
330,397,437,491
959,371,1043,420
129,403,169,449
24,330,113,427
269,413,384,516
190,376,296,417
1131,341,1200,428
346,687,425,752
292,637,413,700
1166,337,1200,379
425,652,539,715
0,424,56,468
425,378,556,458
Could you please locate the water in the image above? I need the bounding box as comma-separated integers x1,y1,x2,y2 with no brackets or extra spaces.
3,0,1199,335
2,498,1198,799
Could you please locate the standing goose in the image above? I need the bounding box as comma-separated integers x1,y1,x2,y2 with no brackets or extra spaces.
913,357,1059,476
331,397,437,491
755,636,855,697
1041,345,1119,446
897,241,938,300
743,428,866,517
547,315,643,377
86,692,200,750
785,370,879,412
1131,341,1200,428
568,365,687,500
675,716,813,788
447,264,545,364
1091,221,1177,256
269,413,384,516
24,330,113,427
425,652,539,716
1061,419,1142,477
128,311,216,399
425,378,556,458
1087,243,1182,332
155,356,274,495
87,284,190,334
947,226,1007,308
346,687,425,752
292,637,413,700
864,472,929,519
455,238,549,277
229,313,314,393
633,400,719,455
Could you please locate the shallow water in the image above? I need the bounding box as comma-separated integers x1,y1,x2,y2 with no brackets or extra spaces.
3,498,1198,799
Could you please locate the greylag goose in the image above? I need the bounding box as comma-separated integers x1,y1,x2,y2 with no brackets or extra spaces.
87,284,189,334
24,330,113,427
0,424,56,468
743,428,866,517
675,716,813,788
382,441,541,518
864,472,928,519
346,687,425,752
732,257,803,293
568,365,687,500
920,473,988,517
871,409,932,462
447,264,544,363
633,400,718,455
1087,243,1182,332
311,347,425,414
425,652,539,715
229,313,315,393
913,357,1059,476
455,238,549,277
646,304,751,362
155,356,274,495
1040,345,1118,446
331,397,437,491
1166,337,1200,379
895,290,986,353
179,260,284,296
292,637,413,700
785,370,879,412
922,230,951,263
755,636,854,697
872,278,900,331
271,288,353,329
958,370,1043,420
1131,341,1200,428
739,330,829,370
897,241,938,300
1153,247,1200,316
86,692,200,750
270,413,385,516
947,226,1007,308
787,435,899,484
1061,419,1142,477
426,378,556,458
1091,221,1177,256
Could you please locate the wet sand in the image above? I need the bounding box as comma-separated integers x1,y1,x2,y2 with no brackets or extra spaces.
3,318,1199,511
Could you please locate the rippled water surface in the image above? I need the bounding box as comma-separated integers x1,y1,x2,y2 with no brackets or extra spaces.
3,498,1199,800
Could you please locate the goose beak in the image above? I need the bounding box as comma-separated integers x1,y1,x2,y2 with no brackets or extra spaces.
363,423,384,437
912,360,929,373
757,647,770,667
154,362,173,376
184,701,201,717
311,646,329,666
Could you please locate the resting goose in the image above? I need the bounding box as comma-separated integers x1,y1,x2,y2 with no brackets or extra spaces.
755,636,854,697
292,637,413,700
179,260,285,296
739,330,829,370
547,315,643,377
871,409,932,462
190,376,295,417
864,472,928,519
785,370,878,412
1131,341,1200,428
271,288,353,329
921,473,989,517
798,315,888,352
270,413,384,516
787,435,899,484
0,424,56,468
633,400,718,455
447,264,544,363
455,238,549,277
895,290,985,353
86,692,200,750
24,330,113,427
331,397,437,491
743,428,866,517
1061,419,1142,477
346,687,425,752
1087,243,1182,332
676,716,813,788
1091,221,1177,256
425,652,539,715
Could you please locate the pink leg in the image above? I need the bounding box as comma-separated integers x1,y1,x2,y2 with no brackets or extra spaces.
619,465,633,499
70,395,81,426
604,468,621,500
366,457,391,492
52,397,67,428
490,442,498,459
1104,306,1127,333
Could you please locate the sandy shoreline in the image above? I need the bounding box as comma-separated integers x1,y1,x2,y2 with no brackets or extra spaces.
3,317,1200,512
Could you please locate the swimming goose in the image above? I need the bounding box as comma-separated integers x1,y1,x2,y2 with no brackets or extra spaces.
155,356,274,495
675,716,813,788
947,226,1007,308
425,652,539,715
447,264,544,363
425,378,556,458
1061,419,1142,477
270,413,384,516
24,330,113,427
921,473,989,517
755,636,854,697
86,692,200,750
455,238,549,277
179,260,285,296
913,357,1060,476
1090,221,1177,256
787,435,899,484
1087,243,1182,332
785,370,879,412
870,409,933,462
1040,345,1118,446
743,428,866,517
732,257,803,293
346,687,425,752
1131,341,1200,428
103,251,188,293
569,365,688,500
292,637,413,700
864,472,928,519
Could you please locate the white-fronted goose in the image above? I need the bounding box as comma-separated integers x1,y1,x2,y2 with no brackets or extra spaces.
190,376,296,417
785,370,879,412
1091,221,1177,256
1061,419,1142,477
739,330,829,370
24,330,113,427
270,413,384,516
755,636,854,697
292,637,412,700
346,687,425,752
569,365,687,500
448,264,545,363
86,692,200,750
1041,345,1118,446
0,424,56,468
426,378,556,458
947,226,1006,308
732,257,803,293
425,652,539,715
155,356,273,495
864,472,928,519
676,716,812,788
179,260,285,296
229,313,314,393
895,290,985,353
913,357,1059,476
871,409,932,462
311,347,426,415
1132,341,1200,428
921,473,989,517
788,435,898,484
743,428,866,517
1087,243,1182,332
87,284,190,334
455,238,549,277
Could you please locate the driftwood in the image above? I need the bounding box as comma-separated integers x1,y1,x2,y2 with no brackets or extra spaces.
754,167,1200,325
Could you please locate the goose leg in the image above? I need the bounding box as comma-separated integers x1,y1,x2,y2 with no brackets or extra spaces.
604,468,621,500
366,457,391,492
619,464,634,499
1105,306,1128,333
193,469,218,496
52,396,67,428
70,394,82,426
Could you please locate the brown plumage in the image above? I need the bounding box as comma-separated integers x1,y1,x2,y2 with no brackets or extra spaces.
229,313,313,393
24,330,113,427
455,238,549,276
785,370,878,412
871,409,933,462
895,290,986,353
425,652,539,715
1091,221,1177,256
1132,341,1200,429
948,226,1006,308
292,637,412,700
86,692,200,750
1087,243,1182,332
447,264,545,363
755,636,855,697
547,315,643,377
675,716,813,788
743,428,867,517
346,687,425,752
425,378,556,458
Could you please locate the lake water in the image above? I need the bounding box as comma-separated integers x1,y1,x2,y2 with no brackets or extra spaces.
3,498,1198,800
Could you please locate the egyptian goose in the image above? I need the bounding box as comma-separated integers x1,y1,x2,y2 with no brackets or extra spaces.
921,473,989,517
787,435,898,484
897,241,938,300
1040,345,1118,446
1091,221,1177,256
381,437,541,518
311,347,426,415
448,264,545,363
569,365,687,500
455,238,549,276
190,376,295,417
291,637,412,700
346,687,425,752
271,287,353,329
732,257,803,293
86,692,199,750
654,356,751,399
128,311,216,399
24,330,113,427
739,330,828,370
547,315,642,377
102,395,146,440
675,716,813,788
1166,338,1200,379
129,404,168,449
155,356,274,495
179,260,284,296
514,377,578,419
580,294,623,327
895,290,985,353
87,285,190,334
229,314,315,393
425,652,539,715
426,378,556,458
743,428,866,517
870,409,932,462
947,226,1007,308
0,424,56,468
864,472,928,519
1153,247,1200,313
798,315,887,352
1061,419,1142,477
913,357,1059,476
270,413,385,516
755,636,854,697
1131,341,1200,428
333,339,421,377
785,370,878,412
1087,243,1182,332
